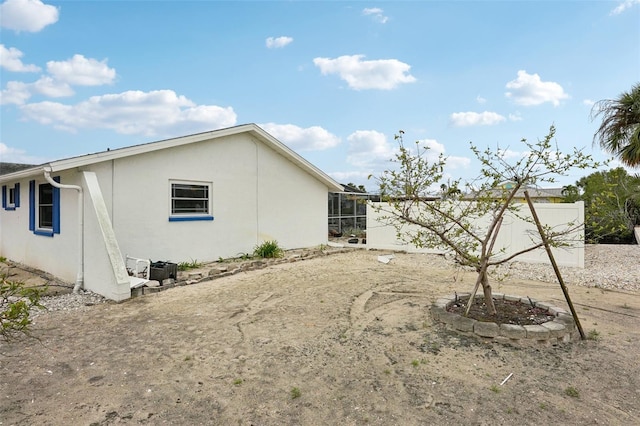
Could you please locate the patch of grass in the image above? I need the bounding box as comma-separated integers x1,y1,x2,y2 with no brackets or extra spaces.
0,256,7,263
564,386,579,398
587,329,600,341
384,369,391,375
539,402,547,410
254,240,284,259
233,379,243,385
290,387,301,399
177,259,202,271
411,359,420,367
490,384,501,393
183,355,193,361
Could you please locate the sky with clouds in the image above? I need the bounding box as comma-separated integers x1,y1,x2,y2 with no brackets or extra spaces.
1,0,639,190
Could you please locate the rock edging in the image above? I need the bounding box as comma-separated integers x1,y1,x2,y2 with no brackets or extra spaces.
431,293,578,346
131,247,355,297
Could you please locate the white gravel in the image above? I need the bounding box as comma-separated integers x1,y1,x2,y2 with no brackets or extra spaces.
30,244,639,317
503,244,640,292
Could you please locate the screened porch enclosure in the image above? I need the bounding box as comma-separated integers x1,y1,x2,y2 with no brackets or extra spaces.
328,186,380,235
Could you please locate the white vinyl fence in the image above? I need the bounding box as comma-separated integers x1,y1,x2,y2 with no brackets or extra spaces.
366,201,585,268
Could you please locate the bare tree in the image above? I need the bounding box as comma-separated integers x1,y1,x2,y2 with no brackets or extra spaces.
372,126,600,315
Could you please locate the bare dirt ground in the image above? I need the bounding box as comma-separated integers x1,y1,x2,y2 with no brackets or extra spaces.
1,249,640,425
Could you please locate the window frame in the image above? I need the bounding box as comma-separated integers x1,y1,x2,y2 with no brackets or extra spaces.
29,178,60,237
2,183,20,211
168,180,214,222
38,182,54,230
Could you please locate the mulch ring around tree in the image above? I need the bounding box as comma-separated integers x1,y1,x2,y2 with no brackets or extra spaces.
447,295,556,326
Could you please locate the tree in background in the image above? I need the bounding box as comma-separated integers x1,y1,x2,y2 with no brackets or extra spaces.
372,126,599,315
592,83,640,167
563,168,640,243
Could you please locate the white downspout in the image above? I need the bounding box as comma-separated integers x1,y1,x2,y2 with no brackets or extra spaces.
44,168,84,293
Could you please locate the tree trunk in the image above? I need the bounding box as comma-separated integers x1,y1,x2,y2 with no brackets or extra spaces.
480,269,497,315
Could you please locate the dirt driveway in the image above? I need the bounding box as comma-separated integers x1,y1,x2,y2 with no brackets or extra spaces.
1,250,639,425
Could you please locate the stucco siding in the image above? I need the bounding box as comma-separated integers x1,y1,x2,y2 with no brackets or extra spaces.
79,132,327,265
1,125,338,299
1,170,81,283
255,138,328,250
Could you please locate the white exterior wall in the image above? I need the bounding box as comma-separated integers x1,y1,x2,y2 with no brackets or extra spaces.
0,171,81,283
84,133,328,264
367,201,585,268
1,130,334,299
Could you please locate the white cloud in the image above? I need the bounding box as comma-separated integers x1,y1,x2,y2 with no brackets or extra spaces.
0,44,40,72
0,0,59,32
583,99,595,106
313,54,416,90
420,139,471,169
0,142,48,164
476,95,487,104
497,148,522,160
47,54,116,86
362,7,388,24
505,70,569,106
259,123,340,151
31,76,74,97
1,76,73,105
449,111,506,127
1,54,116,104
19,90,237,136
0,80,30,105
610,0,640,15
329,170,372,183
265,36,293,49
508,112,523,122
346,130,396,167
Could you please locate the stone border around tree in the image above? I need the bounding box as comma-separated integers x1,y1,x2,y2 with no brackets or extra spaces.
431,293,578,346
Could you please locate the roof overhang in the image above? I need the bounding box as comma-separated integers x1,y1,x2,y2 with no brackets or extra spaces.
0,124,344,192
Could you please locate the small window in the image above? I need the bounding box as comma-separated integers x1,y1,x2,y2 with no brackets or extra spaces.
169,181,213,222
29,178,60,236
2,183,20,211
38,183,54,229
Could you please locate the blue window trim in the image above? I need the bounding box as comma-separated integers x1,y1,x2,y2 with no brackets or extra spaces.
52,177,60,234
14,182,20,208
29,177,60,236
29,180,35,231
2,183,19,211
168,215,214,222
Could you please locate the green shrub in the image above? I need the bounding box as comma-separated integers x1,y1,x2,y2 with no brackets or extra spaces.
1,273,45,341
290,387,301,399
177,259,202,271
254,240,284,258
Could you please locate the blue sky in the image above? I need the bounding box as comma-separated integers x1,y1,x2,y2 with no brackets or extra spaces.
1,0,639,191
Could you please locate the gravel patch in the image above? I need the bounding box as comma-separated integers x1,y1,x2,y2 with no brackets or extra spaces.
31,291,110,319
497,244,640,292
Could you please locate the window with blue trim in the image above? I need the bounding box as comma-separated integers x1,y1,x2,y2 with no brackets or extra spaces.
2,183,20,211
169,180,213,222
29,178,60,236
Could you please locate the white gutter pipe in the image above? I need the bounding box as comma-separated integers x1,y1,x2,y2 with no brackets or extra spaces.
44,168,84,293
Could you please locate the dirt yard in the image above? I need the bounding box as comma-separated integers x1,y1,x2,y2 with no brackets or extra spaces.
1,250,639,425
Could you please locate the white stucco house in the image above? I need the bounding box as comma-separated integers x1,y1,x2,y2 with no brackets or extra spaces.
0,124,343,301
